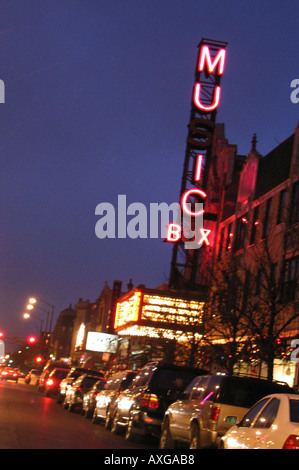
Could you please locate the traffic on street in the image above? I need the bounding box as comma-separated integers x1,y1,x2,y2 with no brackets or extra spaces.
0,378,156,450
1,360,299,451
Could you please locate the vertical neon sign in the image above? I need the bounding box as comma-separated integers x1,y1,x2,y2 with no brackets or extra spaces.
168,39,227,289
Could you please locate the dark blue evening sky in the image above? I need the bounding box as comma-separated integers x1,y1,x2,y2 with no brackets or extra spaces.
0,1,298,343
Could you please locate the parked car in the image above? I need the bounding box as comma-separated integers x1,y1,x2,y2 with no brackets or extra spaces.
92,370,137,427
109,362,208,441
160,374,295,449
24,369,42,385
44,368,70,397
57,367,104,404
63,374,104,412
82,378,107,418
38,361,71,392
0,367,20,382
221,393,299,449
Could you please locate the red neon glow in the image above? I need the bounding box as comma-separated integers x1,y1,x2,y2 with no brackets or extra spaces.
193,83,221,112
194,154,203,182
166,223,181,242
198,45,226,75
181,188,207,217
197,228,211,246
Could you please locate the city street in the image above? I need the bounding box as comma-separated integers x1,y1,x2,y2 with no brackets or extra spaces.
0,379,157,450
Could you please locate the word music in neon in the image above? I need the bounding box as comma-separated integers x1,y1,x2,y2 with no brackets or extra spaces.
167,42,227,248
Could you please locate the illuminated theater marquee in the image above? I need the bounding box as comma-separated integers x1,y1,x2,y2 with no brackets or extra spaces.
114,289,204,340
167,40,227,248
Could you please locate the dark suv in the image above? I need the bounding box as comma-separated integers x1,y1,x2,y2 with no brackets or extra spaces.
110,362,208,441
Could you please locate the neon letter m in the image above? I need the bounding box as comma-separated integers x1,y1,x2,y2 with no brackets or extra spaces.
198,46,226,75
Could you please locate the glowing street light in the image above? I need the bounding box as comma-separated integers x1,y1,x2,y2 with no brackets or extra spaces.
27,297,54,333
23,312,43,333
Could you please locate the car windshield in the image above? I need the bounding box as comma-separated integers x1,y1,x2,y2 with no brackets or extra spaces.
290,399,299,423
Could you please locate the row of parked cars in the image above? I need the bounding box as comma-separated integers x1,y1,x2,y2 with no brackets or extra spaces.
28,360,299,449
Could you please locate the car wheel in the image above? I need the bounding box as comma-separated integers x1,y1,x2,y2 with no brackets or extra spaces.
125,413,140,442
57,394,63,404
92,409,100,424
104,408,111,429
218,440,225,449
111,410,122,434
189,422,201,449
68,401,75,412
159,419,175,449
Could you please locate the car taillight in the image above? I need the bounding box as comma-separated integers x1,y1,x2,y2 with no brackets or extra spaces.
140,393,159,409
46,379,54,386
209,406,220,421
283,435,299,449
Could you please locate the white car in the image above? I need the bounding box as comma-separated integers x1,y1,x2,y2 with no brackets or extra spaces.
221,393,299,449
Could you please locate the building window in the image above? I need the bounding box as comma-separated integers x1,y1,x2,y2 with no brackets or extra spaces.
281,256,299,303
225,223,233,251
277,189,286,224
218,227,225,260
262,198,272,239
233,214,248,252
289,182,299,225
250,205,259,245
255,269,262,296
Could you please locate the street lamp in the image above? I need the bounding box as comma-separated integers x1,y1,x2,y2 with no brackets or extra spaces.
23,312,43,334
28,298,54,333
